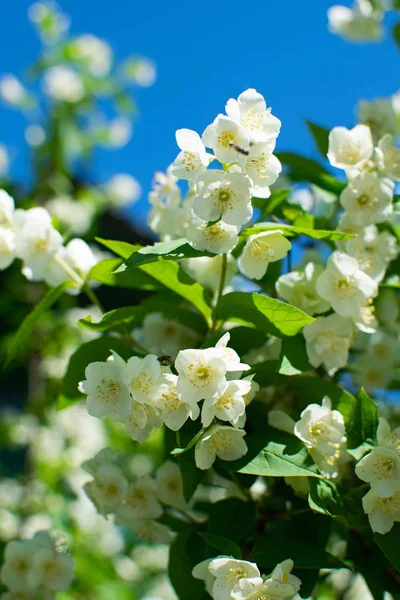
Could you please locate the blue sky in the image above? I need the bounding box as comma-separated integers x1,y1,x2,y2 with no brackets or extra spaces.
0,1,399,231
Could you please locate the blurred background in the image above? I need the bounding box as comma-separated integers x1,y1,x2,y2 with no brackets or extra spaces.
1,0,399,234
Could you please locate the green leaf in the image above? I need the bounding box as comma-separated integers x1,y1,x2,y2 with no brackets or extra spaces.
254,536,346,570
241,222,352,241
141,294,208,335
88,258,162,290
171,427,206,456
131,260,213,325
95,238,141,259
169,531,209,600
276,152,330,179
305,120,330,157
6,281,73,366
78,306,147,332
207,499,257,542
349,387,378,450
125,237,211,268
393,22,400,50
252,189,291,218
308,478,346,519
374,524,400,573
198,533,242,559
230,426,322,478
278,336,313,375
57,336,131,410
217,292,314,338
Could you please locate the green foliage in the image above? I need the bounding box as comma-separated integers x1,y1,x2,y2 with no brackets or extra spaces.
207,498,257,542
241,222,352,241
393,21,400,49
88,258,162,290
5,280,73,366
254,536,346,570
374,524,400,573
78,306,147,332
125,237,212,267
252,189,291,218
231,425,322,478
198,533,242,559
305,120,330,157
95,238,142,259
169,531,209,600
278,335,313,374
216,291,315,337
308,478,346,519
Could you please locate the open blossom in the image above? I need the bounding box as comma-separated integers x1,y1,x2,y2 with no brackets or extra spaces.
208,557,260,600
43,65,84,103
193,170,253,227
225,88,281,144
356,446,400,498
28,533,74,592
134,313,199,359
116,477,162,521
183,255,237,291
195,424,247,470
303,313,353,375
276,262,330,315
345,226,397,282
243,141,282,197
155,373,199,430
263,559,301,598
171,129,213,180
0,227,16,270
14,208,63,280
79,352,131,418
376,134,400,181
83,463,128,513
0,539,35,590
43,238,97,289
124,354,162,404
295,396,347,478
186,212,239,254
201,379,251,427
71,34,113,77
358,98,398,141
115,400,162,443
155,461,187,511
175,347,227,404
316,251,377,318
327,124,373,171
362,488,400,534
202,115,250,164
328,1,383,43
340,172,393,226
215,333,251,376
239,230,291,280
0,190,15,227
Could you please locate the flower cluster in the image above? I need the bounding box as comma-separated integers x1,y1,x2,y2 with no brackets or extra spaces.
0,530,74,598
79,333,259,469
193,556,301,600
82,448,185,543
328,0,386,43
356,418,400,534
0,191,97,291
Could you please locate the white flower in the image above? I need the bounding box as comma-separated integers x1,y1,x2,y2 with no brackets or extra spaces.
303,313,353,375
192,559,216,596
243,142,282,197
377,417,400,452
276,262,330,315
0,75,29,108
316,252,377,318
116,477,163,521
231,576,269,600
84,463,128,513
183,254,237,291
81,447,118,476
134,313,199,360
345,228,397,282
193,170,253,227
104,173,141,207
202,115,250,164
0,190,15,227
71,34,113,77
209,557,260,600
215,332,251,376
358,98,397,141
44,238,97,288
43,66,84,103
295,396,347,478
0,227,16,270
175,347,227,403
46,196,94,234
376,134,400,181
155,461,187,510
327,124,373,171
124,354,162,404
352,299,377,334
155,373,199,430
225,88,281,144
328,1,383,43
356,445,400,498
0,540,35,591
239,230,291,280
0,144,9,177
202,379,251,427
79,352,131,418
28,544,74,592
186,212,239,254
263,559,301,597
116,400,162,443
14,208,63,281
194,424,247,470
106,118,132,148
128,58,157,87
171,129,213,181
362,488,400,534
339,172,393,226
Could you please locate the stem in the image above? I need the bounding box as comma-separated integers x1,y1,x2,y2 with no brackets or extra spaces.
210,253,228,334
82,283,105,314
55,254,84,287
